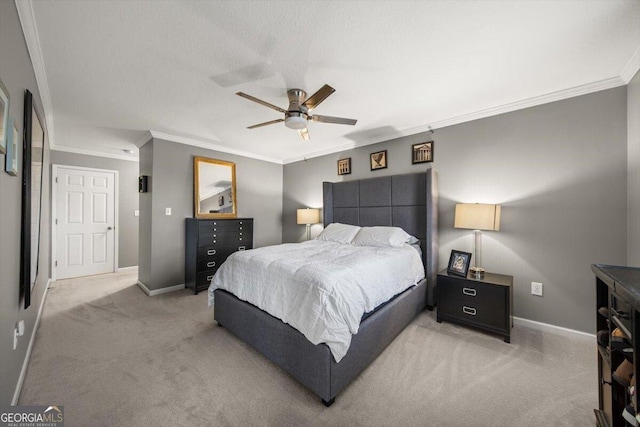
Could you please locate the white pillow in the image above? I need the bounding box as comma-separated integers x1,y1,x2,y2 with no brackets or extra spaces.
352,226,417,248
316,223,361,244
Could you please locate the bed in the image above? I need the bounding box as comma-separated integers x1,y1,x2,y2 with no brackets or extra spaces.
211,169,438,406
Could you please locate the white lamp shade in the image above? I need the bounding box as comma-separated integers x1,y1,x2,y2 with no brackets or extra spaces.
454,203,501,231
297,208,321,225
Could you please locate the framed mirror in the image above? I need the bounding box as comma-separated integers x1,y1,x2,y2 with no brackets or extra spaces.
193,156,237,218
20,90,45,309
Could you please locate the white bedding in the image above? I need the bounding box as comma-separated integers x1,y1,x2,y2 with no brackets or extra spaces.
208,239,425,362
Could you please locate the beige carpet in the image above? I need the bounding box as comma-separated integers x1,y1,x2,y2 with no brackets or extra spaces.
19,269,596,426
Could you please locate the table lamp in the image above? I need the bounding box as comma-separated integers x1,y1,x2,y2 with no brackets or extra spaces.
454,203,501,279
297,208,321,241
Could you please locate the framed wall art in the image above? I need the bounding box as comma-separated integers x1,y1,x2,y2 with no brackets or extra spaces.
412,141,433,164
447,250,472,277
5,119,18,176
337,158,351,175
370,150,387,171
0,78,9,155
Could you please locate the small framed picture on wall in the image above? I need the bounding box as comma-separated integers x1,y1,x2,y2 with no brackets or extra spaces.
412,141,434,164
370,150,387,171
337,158,351,175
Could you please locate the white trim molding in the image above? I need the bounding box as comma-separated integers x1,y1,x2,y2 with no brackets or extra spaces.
12,278,52,405
136,280,185,296
513,316,595,340
621,47,640,84
147,131,283,165
15,0,55,149
50,144,139,162
283,76,629,164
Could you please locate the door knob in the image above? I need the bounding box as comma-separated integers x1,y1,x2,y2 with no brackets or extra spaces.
107,226,113,230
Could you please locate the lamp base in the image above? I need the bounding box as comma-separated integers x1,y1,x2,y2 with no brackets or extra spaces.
470,267,485,279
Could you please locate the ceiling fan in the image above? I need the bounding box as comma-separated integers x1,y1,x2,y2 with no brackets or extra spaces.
236,84,357,140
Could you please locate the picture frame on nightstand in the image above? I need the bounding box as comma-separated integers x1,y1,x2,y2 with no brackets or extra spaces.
447,250,471,277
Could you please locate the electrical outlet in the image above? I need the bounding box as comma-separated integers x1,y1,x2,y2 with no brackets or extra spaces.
165,208,171,216
134,210,139,217
531,282,543,297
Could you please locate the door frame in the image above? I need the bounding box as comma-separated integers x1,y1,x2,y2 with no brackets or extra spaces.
51,164,119,281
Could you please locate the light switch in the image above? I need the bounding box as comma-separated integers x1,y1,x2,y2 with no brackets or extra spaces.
165,207,172,216
134,210,139,217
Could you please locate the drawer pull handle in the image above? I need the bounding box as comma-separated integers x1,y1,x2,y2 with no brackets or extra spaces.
239,227,243,230
462,287,477,297
206,275,213,281
462,306,477,316
240,232,243,236
238,246,246,251
240,222,243,225
207,249,217,255
207,261,216,268
213,240,216,244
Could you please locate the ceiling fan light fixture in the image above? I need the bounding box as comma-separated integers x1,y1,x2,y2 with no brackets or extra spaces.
285,115,307,130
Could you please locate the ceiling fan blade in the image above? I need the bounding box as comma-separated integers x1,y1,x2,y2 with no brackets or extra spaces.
236,92,286,113
302,84,335,111
247,118,284,129
299,128,310,141
311,115,357,126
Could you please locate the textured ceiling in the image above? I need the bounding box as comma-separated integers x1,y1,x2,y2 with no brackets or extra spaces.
23,0,640,163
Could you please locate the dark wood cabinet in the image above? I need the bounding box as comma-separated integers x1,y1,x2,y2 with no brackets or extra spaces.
436,270,513,343
593,264,640,427
185,218,253,294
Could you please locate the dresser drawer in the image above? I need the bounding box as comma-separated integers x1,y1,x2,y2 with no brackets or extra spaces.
439,278,506,310
196,270,219,289
198,231,252,246
198,219,251,232
197,244,249,260
438,299,507,331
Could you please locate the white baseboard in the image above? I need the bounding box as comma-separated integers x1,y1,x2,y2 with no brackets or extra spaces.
117,265,138,272
513,316,595,340
12,278,52,406
136,280,185,296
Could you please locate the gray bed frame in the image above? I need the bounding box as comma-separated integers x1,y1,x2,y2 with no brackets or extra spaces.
214,169,438,406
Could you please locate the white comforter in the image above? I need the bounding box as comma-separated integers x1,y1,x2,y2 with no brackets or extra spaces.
208,240,425,362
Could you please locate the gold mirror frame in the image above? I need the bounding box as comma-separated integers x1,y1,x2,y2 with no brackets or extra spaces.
193,156,237,218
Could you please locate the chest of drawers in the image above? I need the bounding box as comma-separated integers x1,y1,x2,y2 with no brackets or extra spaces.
437,270,513,342
185,218,253,294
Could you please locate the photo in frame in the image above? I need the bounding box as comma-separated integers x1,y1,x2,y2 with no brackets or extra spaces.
412,141,434,164
447,250,472,277
337,158,351,175
5,119,18,176
370,150,387,171
0,78,9,155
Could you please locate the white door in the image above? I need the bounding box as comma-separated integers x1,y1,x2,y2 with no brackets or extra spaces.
54,166,116,279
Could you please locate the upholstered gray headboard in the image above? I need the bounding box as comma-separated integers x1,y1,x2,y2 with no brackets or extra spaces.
322,169,439,307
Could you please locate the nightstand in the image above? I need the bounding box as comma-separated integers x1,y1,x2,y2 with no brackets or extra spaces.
437,270,513,343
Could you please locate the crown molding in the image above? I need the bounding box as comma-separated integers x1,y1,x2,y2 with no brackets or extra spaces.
148,131,283,164
50,144,139,162
135,130,153,147
621,47,640,84
282,76,628,164
15,0,55,149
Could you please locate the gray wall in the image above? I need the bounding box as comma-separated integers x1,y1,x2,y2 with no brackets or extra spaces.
283,87,628,333
49,150,139,268
139,138,283,291
629,70,640,266
0,1,51,405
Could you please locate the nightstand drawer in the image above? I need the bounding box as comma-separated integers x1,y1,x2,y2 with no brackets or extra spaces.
439,279,506,310
438,299,507,330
